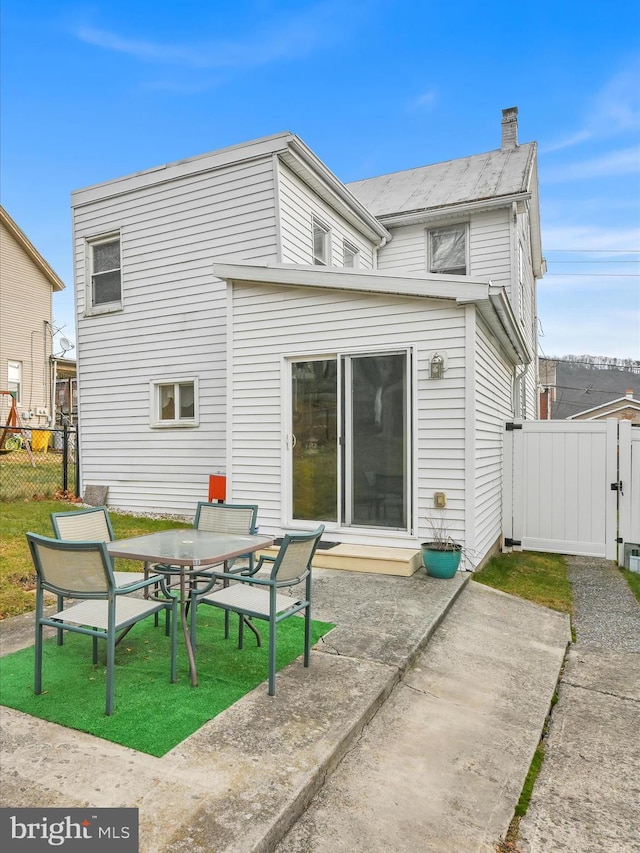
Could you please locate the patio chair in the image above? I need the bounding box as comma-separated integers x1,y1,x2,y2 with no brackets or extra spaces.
26,532,178,716
189,524,325,696
177,502,260,641
51,506,151,586
51,505,165,637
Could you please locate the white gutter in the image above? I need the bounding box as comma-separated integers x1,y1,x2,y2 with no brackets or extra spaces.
376,192,532,229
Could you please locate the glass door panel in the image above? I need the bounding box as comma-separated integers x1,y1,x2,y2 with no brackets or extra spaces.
291,359,338,521
347,353,408,528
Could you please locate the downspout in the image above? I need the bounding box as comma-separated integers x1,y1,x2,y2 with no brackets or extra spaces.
512,365,527,418
51,357,58,428
372,234,388,270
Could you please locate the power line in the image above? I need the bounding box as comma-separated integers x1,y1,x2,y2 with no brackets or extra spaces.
545,249,640,253
546,273,639,277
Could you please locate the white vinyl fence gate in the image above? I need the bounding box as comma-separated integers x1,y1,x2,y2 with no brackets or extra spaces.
503,419,639,564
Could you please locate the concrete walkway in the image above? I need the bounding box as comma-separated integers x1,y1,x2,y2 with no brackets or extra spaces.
275,582,570,853
517,557,640,853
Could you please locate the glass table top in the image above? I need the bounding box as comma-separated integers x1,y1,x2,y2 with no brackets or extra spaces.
107,528,274,566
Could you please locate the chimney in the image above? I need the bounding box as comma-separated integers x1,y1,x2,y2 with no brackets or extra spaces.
501,107,519,150
626,389,634,399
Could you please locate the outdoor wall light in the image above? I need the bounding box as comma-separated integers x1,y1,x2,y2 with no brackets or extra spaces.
430,353,445,379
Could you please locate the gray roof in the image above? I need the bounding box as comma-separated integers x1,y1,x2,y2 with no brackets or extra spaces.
346,143,536,218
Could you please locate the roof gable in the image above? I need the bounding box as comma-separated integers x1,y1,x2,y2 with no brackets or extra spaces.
0,206,65,292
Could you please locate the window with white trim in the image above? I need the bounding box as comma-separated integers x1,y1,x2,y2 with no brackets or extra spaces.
343,241,359,268
87,233,122,312
428,224,468,275
150,378,199,427
7,360,21,403
312,218,330,266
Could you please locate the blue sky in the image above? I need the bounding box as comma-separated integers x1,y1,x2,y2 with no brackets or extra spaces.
2,0,639,360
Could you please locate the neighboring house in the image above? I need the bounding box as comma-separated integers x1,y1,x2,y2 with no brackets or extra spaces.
538,358,556,419
0,206,65,429
71,107,543,567
538,357,640,420
53,357,78,426
567,391,640,424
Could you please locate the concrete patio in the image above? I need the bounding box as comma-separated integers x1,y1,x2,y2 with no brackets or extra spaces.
0,566,570,852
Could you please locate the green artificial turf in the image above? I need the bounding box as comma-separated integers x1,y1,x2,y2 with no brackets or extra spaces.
0,609,334,757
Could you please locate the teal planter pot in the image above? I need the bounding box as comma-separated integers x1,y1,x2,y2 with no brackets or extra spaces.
421,543,462,579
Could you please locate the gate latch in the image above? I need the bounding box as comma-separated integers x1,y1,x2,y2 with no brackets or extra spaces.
611,481,624,495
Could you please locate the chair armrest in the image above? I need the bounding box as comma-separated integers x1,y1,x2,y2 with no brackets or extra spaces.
113,574,166,595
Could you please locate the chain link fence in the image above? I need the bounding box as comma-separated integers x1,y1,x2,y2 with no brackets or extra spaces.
0,426,78,501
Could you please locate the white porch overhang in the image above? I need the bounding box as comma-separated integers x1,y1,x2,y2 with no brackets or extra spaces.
212,261,532,366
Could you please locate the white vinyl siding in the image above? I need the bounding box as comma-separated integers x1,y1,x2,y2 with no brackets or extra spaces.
515,212,537,417
229,281,468,549
72,156,278,514
473,315,514,559
278,163,375,269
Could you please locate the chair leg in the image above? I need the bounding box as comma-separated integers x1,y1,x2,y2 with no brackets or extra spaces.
56,595,64,645
268,616,276,696
169,602,178,683
238,612,244,650
105,631,116,716
304,605,311,667
92,634,99,664
189,595,198,657
34,619,44,695
243,617,262,647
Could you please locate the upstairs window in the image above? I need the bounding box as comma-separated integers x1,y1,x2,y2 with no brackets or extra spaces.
343,241,359,268
151,378,199,427
7,360,21,403
312,218,330,266
88,234,121,312
428,225,467,275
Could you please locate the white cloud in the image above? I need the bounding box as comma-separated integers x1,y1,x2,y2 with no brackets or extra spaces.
73,3,352,70
409,89,438,111
542,65,640,153
542,146,640,183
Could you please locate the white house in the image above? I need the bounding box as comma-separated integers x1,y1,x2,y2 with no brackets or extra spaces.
71,107,543,568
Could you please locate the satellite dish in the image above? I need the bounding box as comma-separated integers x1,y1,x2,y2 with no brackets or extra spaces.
58,337,73,354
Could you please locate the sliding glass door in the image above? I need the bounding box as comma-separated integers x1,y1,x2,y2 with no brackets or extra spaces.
291,359,338,522
290,351,409,530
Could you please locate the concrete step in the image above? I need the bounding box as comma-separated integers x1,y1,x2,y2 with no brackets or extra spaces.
258,543,423,576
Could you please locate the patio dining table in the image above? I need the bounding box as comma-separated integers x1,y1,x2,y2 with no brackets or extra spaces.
107,529,275,687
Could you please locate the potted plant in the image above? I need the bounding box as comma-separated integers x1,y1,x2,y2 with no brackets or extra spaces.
421,515,462,578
